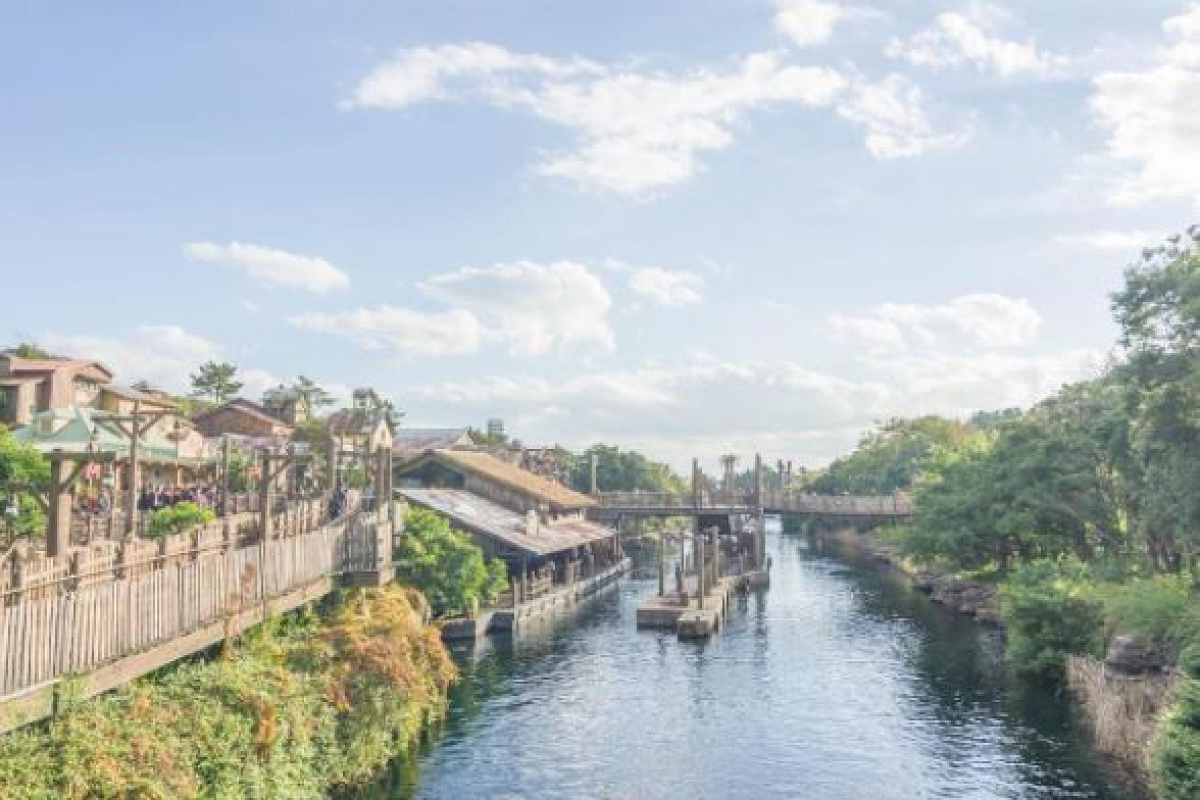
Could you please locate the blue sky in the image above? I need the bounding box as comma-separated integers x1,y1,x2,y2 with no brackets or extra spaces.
3,0,1197,468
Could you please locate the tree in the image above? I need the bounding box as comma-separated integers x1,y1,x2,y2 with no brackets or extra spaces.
0,425,51,542
1111,227,1200,571
292,375,335,411
564,444,686,493
806,416,973,495
2,342,57,359
393,507,507,617
189,361,243,404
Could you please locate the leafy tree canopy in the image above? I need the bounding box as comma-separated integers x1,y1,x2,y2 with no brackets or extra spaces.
189,361,244,405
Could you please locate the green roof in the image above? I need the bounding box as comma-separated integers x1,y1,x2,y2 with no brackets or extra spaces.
13,406,210,462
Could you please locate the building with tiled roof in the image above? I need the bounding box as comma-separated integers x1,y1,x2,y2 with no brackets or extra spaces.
0,355,113,428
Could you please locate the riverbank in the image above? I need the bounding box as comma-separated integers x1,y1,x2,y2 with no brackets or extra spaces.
820,526,1003,622
815,526,1173,796
0,584,455,799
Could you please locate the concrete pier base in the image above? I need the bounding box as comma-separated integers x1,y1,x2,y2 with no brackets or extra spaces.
636,576,742,639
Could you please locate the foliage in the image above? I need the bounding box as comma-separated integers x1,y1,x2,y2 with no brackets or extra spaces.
189,360,244,404
563,444,685,493
2,341,58,359
1102,576,1197,655
147,502,216,538
999,559,1105,682
0,425,51,541
292,375,336,411
0,586,454,799
227,451,255,493
806,416,973,495
1155,665,1200,800
394,507,508,617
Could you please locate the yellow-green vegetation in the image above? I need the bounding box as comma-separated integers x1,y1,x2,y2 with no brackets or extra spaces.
0,585,456,799
147,502,217,538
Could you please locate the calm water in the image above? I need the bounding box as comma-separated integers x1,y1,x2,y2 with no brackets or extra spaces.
356,532,1142,800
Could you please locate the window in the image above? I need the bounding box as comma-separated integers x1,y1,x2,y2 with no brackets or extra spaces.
0,388,13,423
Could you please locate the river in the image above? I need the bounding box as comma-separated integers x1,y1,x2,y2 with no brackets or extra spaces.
354,530,1142,799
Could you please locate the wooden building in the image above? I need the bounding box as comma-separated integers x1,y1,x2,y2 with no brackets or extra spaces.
395,449,618,580
192,398,295,439
0,355,113,428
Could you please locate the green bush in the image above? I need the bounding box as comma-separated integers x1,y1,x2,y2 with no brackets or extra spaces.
1155,674,1200,800
1179,644,1200,680
394,507,508,617
1000,559,1105,682
1102,576,1195,655
147,502,216,539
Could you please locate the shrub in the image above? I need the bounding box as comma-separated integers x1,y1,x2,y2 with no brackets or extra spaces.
147,502,216,538
1000,559,1105,682
1102,576,1195,655
1155,673,1200,800
394,507,508,617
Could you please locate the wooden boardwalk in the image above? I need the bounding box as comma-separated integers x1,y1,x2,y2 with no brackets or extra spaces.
0,501,395,732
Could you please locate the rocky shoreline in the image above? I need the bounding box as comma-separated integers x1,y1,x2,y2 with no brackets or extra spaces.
826,528,1003,624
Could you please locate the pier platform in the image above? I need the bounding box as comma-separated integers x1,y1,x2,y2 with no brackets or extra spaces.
637,573,757,639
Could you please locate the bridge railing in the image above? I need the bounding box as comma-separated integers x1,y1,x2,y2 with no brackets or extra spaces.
593,489,912,516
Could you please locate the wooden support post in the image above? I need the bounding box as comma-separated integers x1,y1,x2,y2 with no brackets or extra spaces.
589,453,598,496
692,458,703,609
754,453,765,570
46,455,73,557
220,436,231,518
125,400,141,537
658,525,666,597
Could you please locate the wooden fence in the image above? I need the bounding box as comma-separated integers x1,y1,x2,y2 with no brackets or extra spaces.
0,500,389,718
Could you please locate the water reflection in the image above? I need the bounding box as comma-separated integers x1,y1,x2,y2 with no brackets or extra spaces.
351,533,1143,800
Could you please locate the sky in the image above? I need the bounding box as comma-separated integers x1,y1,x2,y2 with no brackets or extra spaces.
2,0,1198,470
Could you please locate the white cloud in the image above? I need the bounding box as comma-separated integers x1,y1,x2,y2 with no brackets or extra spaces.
1054,230,1155,251
289,306,483,356
184,241,350,292
350,43,963,193
830,293,1042,352
887,2,1066,77
346,41,602,109
773,0,878,47
1091,6,1200,207
421,260,614,354
401,345,1096,469
836,73,974,158
628,267,704,306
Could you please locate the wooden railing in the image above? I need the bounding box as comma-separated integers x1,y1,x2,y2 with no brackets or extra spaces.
592,490,911,516
0,502,386,707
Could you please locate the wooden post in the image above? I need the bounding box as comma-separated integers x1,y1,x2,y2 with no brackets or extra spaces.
220,436,231,518
125,400,141,537
658,525,666,597
46,454,73,557
589,453,598,495
692,458,702,608
754,453,765,571
325,437,338,490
